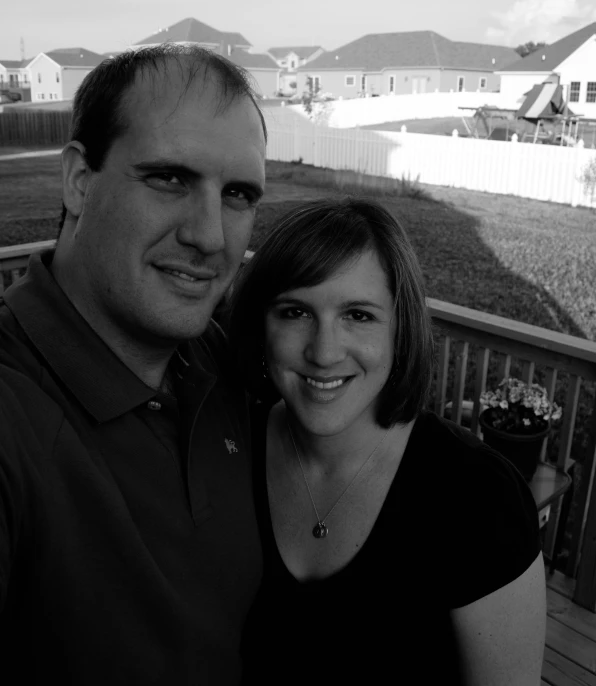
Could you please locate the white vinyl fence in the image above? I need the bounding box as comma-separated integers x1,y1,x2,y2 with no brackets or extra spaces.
289,91,522,129
263,107,596,209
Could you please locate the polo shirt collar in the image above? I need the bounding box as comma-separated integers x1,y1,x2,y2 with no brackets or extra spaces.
3,251,213,423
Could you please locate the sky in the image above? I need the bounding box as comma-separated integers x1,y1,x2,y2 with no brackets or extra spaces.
2,0,596,61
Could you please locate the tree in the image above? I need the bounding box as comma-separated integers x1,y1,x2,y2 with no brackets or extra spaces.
515,41,547,58
301,76,320,115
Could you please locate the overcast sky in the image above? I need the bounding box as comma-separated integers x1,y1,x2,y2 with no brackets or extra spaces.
2,0,596,60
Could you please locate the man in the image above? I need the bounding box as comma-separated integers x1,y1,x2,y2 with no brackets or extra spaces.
0,45,266,684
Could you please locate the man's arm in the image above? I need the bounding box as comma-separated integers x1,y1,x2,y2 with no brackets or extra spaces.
451,551,546,686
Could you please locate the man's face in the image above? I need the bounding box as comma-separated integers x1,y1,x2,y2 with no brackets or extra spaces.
68,67,266,349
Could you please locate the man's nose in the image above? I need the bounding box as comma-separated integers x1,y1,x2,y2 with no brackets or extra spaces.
304,321,346,367
176,187,225,255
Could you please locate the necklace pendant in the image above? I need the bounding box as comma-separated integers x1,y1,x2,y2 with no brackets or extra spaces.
312,522,329,539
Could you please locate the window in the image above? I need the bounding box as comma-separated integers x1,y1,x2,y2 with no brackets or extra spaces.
479,77,487,89
9,74,15,86
345,75,355,86
389,75,395,93
313,75,321,92
56,72,60,83
290,60,296,69
587,82,596,103
40,93,45,99
361,75,366,92
457,76,465,92
37,73,41,83
569,82,580,102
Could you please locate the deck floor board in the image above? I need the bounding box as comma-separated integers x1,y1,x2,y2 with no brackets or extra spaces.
543,575,596,686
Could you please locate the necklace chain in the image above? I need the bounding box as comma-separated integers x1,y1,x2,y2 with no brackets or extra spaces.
287,419,390,539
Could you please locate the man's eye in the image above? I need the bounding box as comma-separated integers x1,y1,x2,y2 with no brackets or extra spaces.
146,173,183,189
224,186,260,209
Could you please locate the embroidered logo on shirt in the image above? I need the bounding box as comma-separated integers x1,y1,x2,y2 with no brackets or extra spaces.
224,438,239,454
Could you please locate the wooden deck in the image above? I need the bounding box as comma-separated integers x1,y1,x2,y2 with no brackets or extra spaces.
543,571,596,686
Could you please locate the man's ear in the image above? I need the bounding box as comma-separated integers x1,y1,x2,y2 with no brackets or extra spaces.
61,141,91,220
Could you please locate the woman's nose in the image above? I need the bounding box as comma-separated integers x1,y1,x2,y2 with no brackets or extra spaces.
304,322,346,367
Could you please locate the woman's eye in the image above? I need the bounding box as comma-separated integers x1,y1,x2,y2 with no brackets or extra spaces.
280,307,308,319
346,310,373,322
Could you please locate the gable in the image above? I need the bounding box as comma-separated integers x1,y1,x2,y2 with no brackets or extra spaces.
135,17,251,48
501,21,596,72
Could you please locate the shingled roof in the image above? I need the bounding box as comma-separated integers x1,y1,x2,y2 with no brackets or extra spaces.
44,48,105,68
301,31,518,72
268,46,323,60
499,21,596,72
0,59,26,69
135,17,251,49
230,50,278,70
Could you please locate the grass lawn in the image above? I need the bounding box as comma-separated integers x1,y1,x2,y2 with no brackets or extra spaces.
2,155,595,341
362,116,596,147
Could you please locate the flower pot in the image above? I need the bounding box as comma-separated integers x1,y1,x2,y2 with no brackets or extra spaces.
479,409,550,482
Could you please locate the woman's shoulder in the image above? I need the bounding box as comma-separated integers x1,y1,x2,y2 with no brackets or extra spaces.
411,410,525,486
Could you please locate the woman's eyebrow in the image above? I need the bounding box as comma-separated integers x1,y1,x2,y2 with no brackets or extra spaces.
341,300,385,311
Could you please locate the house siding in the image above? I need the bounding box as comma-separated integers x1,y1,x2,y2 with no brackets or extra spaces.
297,67,502,100
249,70,279,97
29,55,61,101
556,34,596,119
440,69,501,93
61,68,95,100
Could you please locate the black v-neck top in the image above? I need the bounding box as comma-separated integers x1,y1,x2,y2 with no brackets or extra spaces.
241,406,540,685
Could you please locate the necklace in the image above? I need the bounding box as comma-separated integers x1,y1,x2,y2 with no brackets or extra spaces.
287,420,390,540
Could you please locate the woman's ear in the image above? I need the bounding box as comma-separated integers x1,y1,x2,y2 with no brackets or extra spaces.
61,141,90,220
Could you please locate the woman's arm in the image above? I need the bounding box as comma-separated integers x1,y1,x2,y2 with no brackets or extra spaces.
451,551,546,686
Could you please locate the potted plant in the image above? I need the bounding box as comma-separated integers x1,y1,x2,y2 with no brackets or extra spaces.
479,377,562,481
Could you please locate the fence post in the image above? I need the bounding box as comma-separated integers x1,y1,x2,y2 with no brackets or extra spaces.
570,139,586,208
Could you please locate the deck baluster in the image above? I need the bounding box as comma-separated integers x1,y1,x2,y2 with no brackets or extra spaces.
451,341,469,425
471,347,490,435
434,335,450,417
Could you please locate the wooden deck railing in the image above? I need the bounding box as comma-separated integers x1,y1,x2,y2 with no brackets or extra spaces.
2,240,596,612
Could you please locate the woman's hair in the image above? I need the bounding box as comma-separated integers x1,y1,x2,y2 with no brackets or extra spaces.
228,196,435,427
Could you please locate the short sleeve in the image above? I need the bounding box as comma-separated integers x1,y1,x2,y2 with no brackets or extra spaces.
445,445,541,609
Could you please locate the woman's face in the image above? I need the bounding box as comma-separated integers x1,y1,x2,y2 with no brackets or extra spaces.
264,249,396,437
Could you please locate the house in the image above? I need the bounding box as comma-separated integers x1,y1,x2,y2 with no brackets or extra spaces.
268,46,325,93
296,31,518,100
134,17,252,54
0,59,32,101
496,22,596,120
26,48,105,101
134,17,280,97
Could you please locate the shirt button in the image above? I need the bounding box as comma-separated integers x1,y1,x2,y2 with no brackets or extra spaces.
147,400,162,411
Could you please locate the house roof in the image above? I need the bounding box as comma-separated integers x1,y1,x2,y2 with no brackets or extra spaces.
135,17,251,48
0,59,26,69
300,31,518,72
268,46,323,60
44,48,105,68
230,50,278,70
500,21,596,72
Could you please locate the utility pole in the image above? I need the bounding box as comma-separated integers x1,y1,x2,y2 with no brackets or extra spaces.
20,36,25,61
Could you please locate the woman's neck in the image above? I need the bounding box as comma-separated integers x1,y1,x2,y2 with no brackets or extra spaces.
277,402,399,478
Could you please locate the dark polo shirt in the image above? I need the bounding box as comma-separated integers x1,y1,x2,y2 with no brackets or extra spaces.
0,252,262,685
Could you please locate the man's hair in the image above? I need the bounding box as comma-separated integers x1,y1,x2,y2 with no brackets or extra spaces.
228,197,435,427
58,43,267,231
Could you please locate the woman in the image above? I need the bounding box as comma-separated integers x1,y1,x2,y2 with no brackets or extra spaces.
230,197,545,685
